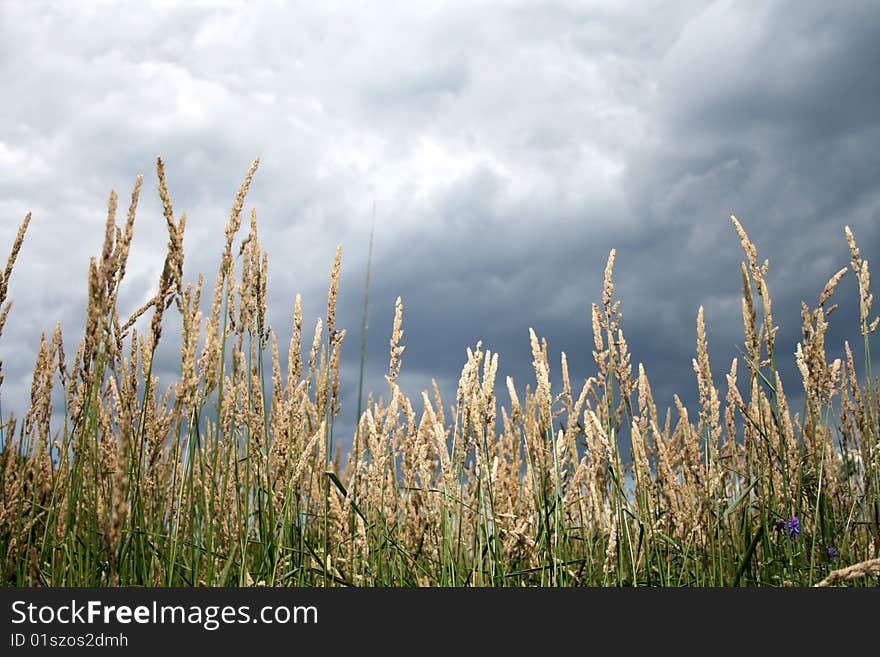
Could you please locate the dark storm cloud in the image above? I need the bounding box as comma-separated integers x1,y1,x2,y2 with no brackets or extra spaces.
1,1,878,452
616,0,880,422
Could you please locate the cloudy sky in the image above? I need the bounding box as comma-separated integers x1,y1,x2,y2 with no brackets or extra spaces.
1,0,878,448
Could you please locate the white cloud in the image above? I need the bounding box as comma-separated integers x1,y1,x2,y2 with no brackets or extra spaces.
0,0,878,440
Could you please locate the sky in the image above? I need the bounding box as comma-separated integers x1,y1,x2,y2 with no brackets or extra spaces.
1,0,879,450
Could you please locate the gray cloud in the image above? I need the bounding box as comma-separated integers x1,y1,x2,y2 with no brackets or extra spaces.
1,1,878,454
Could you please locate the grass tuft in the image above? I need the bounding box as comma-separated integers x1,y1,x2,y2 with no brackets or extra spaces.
1,165,878,587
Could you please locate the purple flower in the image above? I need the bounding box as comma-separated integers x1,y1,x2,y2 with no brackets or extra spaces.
774,516,800,540
825,545,838,563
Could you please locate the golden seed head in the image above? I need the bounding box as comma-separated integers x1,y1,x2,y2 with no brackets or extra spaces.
388,296,405,384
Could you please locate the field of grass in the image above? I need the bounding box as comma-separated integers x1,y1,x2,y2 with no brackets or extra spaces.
1,158,878,587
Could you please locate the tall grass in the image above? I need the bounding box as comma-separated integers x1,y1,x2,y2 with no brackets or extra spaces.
1,159,878,586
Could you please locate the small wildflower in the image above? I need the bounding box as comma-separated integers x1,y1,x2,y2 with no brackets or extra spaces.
774,516,800,540
825,545,838,563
